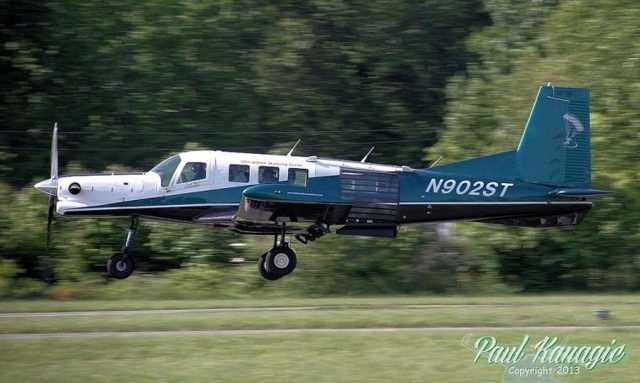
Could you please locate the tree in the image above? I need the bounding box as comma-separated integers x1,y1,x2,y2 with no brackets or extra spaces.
429,0,640,291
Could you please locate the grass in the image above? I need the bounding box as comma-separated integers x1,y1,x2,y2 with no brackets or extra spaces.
0,295,638,382
0,331,637,382
1,304,640,334
0,295,639,334
1,294,639,312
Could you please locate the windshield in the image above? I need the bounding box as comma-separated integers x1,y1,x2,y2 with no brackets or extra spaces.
150,155,181,187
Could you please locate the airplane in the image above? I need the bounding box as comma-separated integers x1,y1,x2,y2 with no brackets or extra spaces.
34,84,611,281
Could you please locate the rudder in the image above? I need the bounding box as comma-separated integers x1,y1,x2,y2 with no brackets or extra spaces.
516,84,591,188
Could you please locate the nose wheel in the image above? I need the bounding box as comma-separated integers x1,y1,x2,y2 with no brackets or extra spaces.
107,252,134,279
107,216,138,279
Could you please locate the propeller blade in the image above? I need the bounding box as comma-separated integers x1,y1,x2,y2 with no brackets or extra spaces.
51,122,59,180
46,195,56,248
39,123,59,284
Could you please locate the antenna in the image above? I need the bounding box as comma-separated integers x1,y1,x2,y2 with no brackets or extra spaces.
286,139,301,156
360,146,375,163
429,155,443,168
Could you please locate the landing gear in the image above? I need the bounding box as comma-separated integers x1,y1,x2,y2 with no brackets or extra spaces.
258,224,298,280
265,246,297,276
107,252,134,279
107,216,138,279
258,253,281,281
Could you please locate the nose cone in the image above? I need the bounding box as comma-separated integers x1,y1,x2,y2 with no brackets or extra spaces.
34,178,58,196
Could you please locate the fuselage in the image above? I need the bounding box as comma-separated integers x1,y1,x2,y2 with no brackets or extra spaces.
39,150,592,229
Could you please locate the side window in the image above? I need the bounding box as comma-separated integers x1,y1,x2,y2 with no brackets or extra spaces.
288,168,308,187
259,166,279,184
229,164,249,183
178,162,207,184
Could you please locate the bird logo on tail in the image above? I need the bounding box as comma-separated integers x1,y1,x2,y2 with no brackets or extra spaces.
563,113,584,148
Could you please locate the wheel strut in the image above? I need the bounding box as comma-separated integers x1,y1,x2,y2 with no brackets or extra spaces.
121,216,139,257
107,216,138,279
278,223,287,247
273,223,288,248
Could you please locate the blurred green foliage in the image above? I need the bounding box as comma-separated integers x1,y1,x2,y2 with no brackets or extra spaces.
1,0,638,296
428,0,640,291
1,0,487,180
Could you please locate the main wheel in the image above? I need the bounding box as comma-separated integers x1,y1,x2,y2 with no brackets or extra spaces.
265,246,297,276
258,253,281,281
107,252,134,279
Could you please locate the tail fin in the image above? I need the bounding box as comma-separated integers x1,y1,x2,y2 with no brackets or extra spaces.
516,84,590,188
431,84,592,188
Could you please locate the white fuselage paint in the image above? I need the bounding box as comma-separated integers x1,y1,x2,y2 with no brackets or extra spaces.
54,151,404,215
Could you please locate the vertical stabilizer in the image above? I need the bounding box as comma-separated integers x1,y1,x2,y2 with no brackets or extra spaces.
516,85,590,188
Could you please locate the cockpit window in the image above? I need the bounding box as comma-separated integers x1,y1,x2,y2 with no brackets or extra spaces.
178,162,207,184
150,155,181,187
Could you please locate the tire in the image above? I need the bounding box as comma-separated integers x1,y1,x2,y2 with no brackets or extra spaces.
258,254,281,281
107,253,134,279
265,246,297,276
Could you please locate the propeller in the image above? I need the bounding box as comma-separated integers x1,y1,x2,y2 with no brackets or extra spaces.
32,123,60,283
46,194,56,248
34,123,59,248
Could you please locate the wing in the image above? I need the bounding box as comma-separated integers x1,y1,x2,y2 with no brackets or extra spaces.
230,183,399,238
233,184,349,233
